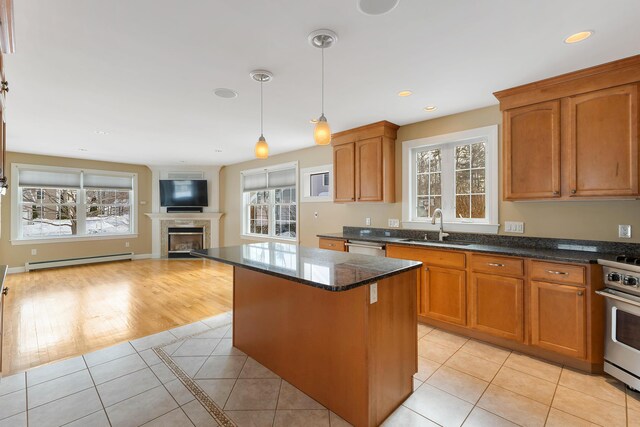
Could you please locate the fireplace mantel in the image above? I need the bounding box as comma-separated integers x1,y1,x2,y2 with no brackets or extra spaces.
145,212,224,221
146,212,224,258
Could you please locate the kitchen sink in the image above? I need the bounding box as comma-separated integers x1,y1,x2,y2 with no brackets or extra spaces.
399,238,471,246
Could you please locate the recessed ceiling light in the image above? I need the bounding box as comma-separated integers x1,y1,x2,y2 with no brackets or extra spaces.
357,0,400,15
78,148,88,151
214,149,223,153
310,118,319,124
397,90,412,97
94,130,109,135
213,88,238,99
564,31,594,44
424,106,437,112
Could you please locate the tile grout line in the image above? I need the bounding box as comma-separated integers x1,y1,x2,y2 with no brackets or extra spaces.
272,377,284,426
81,353,113,427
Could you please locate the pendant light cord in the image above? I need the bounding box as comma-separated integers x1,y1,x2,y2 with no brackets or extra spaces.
260,78,264,136
321,45,325,115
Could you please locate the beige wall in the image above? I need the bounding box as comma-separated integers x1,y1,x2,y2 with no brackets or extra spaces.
221,105,640,246
0,152,153,268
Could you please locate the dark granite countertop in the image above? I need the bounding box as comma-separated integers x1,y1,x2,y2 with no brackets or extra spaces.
317,231,634,264
191,243,421,292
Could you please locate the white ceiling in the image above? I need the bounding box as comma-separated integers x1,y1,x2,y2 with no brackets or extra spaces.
5,0,640,166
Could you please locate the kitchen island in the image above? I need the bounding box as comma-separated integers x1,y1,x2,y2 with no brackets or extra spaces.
192,242,421,427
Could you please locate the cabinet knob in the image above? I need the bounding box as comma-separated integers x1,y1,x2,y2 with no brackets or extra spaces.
553,191,560,195
424,267,429,272
546,270,568,275
577,291,584,296
2,287,8,295
571,189,577,195
487,263,505,267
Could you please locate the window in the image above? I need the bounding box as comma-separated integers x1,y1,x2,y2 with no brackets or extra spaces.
242,163,298,241
300,165,332,203
402,125,498,233
12,164,137,242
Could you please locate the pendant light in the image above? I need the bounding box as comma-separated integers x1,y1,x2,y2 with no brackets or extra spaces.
250,70,273,159
308,30,338,146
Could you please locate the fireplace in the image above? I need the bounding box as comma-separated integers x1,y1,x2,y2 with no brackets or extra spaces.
167,227,204,258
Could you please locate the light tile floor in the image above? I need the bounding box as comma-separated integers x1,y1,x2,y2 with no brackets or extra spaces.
1,317,638,427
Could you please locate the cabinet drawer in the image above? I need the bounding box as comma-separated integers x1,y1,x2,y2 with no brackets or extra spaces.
530,261,586,285
319,238,346,252
387,245,465,269
471,254,524,277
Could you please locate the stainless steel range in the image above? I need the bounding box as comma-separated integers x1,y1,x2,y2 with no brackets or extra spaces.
597,256,640,390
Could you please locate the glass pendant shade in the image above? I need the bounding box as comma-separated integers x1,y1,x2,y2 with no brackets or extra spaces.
255,135,269,159
314,115,331,145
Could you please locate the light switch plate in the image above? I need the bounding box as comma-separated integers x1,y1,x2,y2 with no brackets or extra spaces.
619,225,632,239
504,221,524,233
31,249,37,255
370,283,378,304
365,217,371,226
388,218,400,228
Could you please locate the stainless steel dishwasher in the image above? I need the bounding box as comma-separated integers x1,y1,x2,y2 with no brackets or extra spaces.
345,240,386,257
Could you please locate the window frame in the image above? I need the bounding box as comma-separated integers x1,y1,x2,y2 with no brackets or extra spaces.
240,161,299,243
300,164,333,203
11,163,138,244
401,125,499,234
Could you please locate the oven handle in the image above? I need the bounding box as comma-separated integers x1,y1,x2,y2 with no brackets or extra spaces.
596,289,640,308
345,242,386,250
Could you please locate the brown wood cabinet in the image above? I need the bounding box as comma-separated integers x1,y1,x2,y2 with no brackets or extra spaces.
379,242,603,372
503,101,561,200
567,84,638,197
470,254,525,342
318,238,346,252
423,266,466,326
530,280,586,359
495,55,640,201
332,121,398,203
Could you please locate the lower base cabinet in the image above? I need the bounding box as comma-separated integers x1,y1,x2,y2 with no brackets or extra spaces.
423,266,466,326
530,280,587,359
470,273,524,342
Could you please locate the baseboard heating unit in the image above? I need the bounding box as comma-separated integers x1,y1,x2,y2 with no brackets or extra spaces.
25,252,134,272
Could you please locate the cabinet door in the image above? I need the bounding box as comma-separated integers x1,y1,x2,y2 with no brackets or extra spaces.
333,143,355,202
355,137,383,202
423,266,466,325
567,84,639,197
503,101,561,200
470,273,524,341
318,238,346,252
530,281,586,358
0,111,4,180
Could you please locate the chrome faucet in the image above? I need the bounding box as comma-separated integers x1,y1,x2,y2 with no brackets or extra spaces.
431,208,450,241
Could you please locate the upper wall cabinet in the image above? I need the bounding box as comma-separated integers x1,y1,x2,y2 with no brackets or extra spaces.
495,55,640,201
331,121,398,203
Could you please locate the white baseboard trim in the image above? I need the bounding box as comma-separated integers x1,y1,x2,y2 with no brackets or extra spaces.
7,266,26,274
132,253,154,260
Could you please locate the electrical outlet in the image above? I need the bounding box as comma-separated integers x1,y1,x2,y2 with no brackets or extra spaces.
388,218,400,228
619,225,632,239
365,217,371,226
370,283,378,304
504,221,524,233
31,249,37,255
125,242,130,248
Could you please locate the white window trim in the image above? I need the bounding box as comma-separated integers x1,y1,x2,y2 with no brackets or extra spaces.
300,164,333,203
240,161,299,243
11,163,138,244
401,125,500,234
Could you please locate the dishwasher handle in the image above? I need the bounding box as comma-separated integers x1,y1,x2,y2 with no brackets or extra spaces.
345,242,386,251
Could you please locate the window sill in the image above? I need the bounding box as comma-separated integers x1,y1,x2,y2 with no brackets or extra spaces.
11,233,139,245
401,221,500,235
241,234,299,244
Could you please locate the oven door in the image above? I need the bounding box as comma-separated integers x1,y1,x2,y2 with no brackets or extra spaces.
596,288,640,388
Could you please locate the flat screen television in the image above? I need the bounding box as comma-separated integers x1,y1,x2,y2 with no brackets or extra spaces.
160,180,208,207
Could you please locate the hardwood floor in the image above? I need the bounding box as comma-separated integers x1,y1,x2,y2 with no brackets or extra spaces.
2,259,233,375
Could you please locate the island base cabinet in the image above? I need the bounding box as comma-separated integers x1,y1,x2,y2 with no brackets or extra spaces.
530,280,587,359
423,267,467,326
232,266,417,427
470,273,524,342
